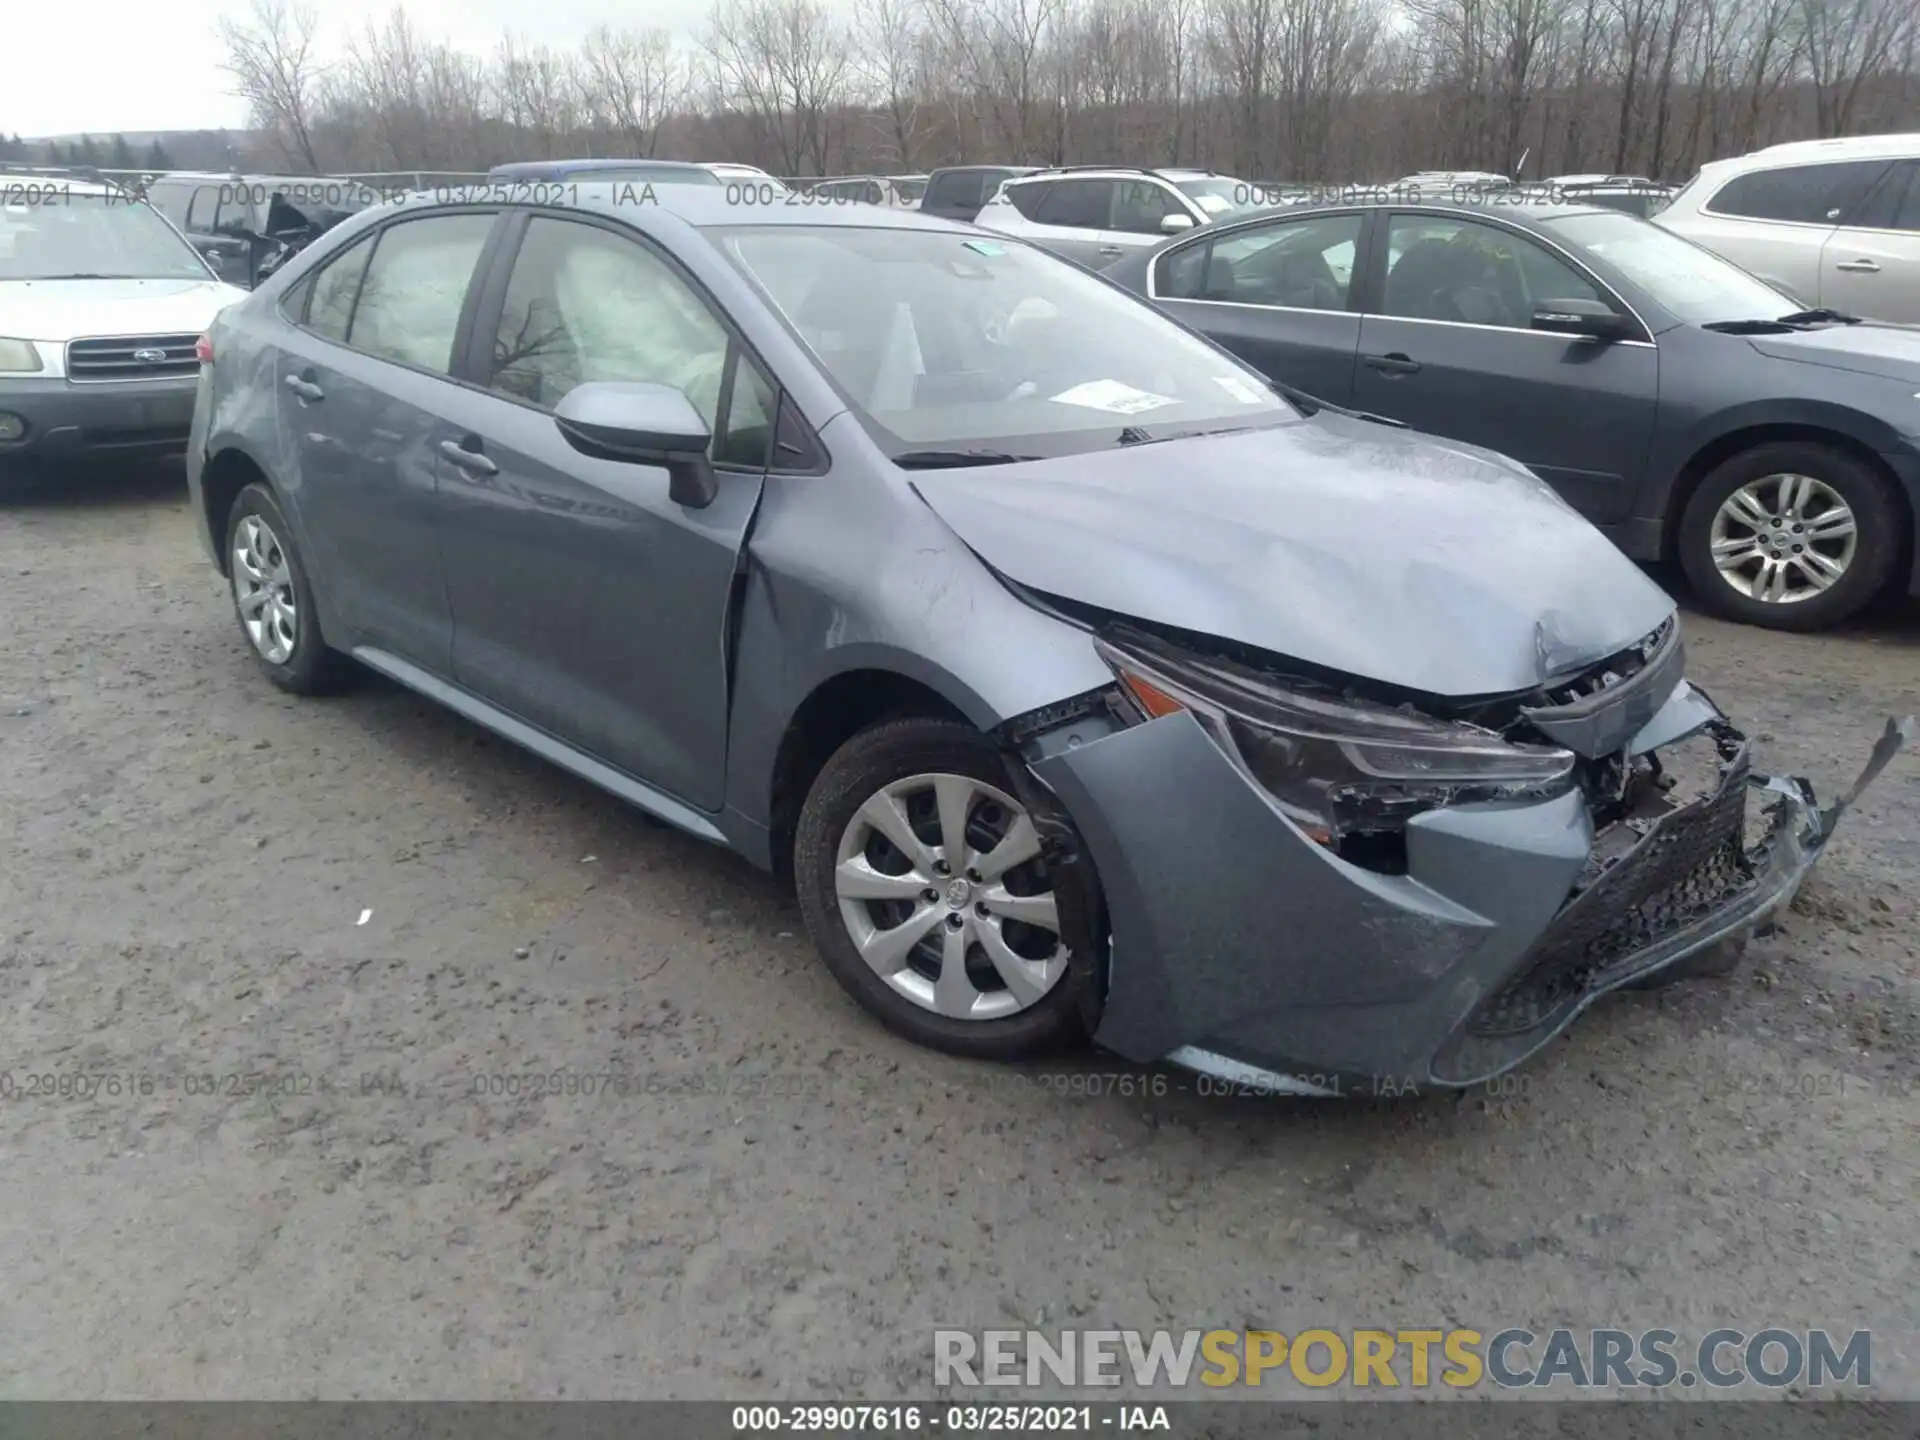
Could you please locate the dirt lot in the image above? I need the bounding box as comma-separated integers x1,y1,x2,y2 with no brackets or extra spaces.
2,465,1917,1401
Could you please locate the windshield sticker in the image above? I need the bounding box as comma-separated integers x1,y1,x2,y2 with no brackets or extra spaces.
1193,194,1232,214
1048,379,1180,415
961,239,1006,256
1213,374,1267,404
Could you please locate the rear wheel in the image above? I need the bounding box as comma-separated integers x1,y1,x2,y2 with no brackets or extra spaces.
1678,441,1900,631
793,718,1086,1059
225,482,354,695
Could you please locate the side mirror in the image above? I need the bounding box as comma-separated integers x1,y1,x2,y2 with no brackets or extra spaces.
554,381,719,508
1160,213,1197,234
1531,297,1632,340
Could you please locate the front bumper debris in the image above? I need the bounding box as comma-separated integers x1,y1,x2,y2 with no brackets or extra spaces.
1027,701,1912,1094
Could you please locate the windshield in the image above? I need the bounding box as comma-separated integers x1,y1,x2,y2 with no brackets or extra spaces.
0,192,210,281
1544,209,1793,323
1174,177,1263,218
715,225,1294,456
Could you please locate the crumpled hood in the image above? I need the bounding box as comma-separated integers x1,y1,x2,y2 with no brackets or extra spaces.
0,278,246,345
1743,321,1920,383
911,414,1677,697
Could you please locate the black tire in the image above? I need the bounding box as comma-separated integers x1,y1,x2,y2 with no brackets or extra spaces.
793,717,1088,1060
1625,936,1747,991
224,482,355,695
1677,441,1902,632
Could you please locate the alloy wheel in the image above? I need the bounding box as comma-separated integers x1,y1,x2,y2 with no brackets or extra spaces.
832,772,1069,1021
1708,472,1857,605
232,513,298,664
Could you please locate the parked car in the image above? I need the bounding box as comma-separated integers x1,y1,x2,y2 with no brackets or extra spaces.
1395,170,1515,196
1546,174,1676,218
0,172,246,483
1656,133,1919,322
705,163,792,197
487,159,721,188
918,165,1039,222
972,166,1269,269
1107,194,1920,631
145,171,383,288
185,185,1905,1091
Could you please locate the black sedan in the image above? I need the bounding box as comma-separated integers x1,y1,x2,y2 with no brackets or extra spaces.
1105,197,1920,631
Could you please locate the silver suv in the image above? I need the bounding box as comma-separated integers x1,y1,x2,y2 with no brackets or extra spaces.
972,167,1264,270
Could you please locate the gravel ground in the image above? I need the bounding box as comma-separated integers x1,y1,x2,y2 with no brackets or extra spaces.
2,465,1917,1401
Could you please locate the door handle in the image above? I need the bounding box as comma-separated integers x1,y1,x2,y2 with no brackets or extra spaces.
282,373,324,403
1834,258,1880,273
1364,352,1421,375
438,437,498,478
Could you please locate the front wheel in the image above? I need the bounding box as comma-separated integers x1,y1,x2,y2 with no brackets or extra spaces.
793,718,1088,1059
1677,442,1901,631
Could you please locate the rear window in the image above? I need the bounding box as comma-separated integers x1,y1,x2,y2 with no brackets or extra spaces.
1705,160,1890,224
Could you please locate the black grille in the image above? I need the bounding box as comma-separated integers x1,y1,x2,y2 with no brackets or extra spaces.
1467,738,1757,1039
65,334,200,382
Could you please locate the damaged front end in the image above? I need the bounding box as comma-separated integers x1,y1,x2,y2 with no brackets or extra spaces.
1003,615,1912,1091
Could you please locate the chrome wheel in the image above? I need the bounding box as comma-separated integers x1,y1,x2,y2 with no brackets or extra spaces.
232,513,297,664
1709,472,1857,605
833,772,1069,1021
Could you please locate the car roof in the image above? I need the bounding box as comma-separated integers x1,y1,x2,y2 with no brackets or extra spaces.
489,158,716,178
3,176,125,199
1743,131,1920,162
929,164,1037,175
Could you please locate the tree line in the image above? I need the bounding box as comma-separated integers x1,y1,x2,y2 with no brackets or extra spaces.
168,0,1920,183
0,134,177,170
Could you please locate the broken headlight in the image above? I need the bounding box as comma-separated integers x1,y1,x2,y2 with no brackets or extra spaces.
1096,635,1576,842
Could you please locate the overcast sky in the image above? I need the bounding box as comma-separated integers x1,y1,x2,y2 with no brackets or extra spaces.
8,0,707,138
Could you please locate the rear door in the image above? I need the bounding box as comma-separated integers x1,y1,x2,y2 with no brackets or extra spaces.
1025,179,1116,267
1348,211,1658,524
426,211,778,809
273,210,501,674
1147,209,1369,406
1687,158,1891,304
1818,159,1920,324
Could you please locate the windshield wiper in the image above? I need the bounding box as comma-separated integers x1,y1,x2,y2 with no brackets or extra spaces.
29,272,119,280
1702,307,1862,334
1272,379,1406,428
1777,307,1859,325
891,448,1040,469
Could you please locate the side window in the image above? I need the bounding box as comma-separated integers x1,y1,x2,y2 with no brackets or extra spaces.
185,186,220,230
1112,181,1185,235
486,216,764,465
1851,161,1920,232
1005,182,1053,219
1156,238,1212,298
1706,160,1890,224
302,234,376,342
213,192,256,236
147,183,191,227
1161,213,1364,309
1035,179,1113,230
347,213,494,373
1382,214,1603,329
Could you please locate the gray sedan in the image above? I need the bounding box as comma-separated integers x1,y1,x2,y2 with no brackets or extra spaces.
185,188,1907,1093
1105,197,1920,631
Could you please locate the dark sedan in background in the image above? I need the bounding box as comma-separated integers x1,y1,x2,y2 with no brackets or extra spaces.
1106,198,1920,631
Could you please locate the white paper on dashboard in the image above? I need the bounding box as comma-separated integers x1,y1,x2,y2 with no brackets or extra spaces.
1048,379,1180,415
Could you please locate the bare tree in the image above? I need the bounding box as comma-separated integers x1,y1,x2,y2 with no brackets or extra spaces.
580,26,688,158
216,0,326,172
854,0,933,167
705,0,854,174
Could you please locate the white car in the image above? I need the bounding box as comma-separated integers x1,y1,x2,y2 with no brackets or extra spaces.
0,172,246,484
705,163,791,197
1656,133,1920,323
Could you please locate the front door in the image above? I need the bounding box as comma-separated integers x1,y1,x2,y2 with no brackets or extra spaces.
430,212,774,809
1348,211,1659,524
